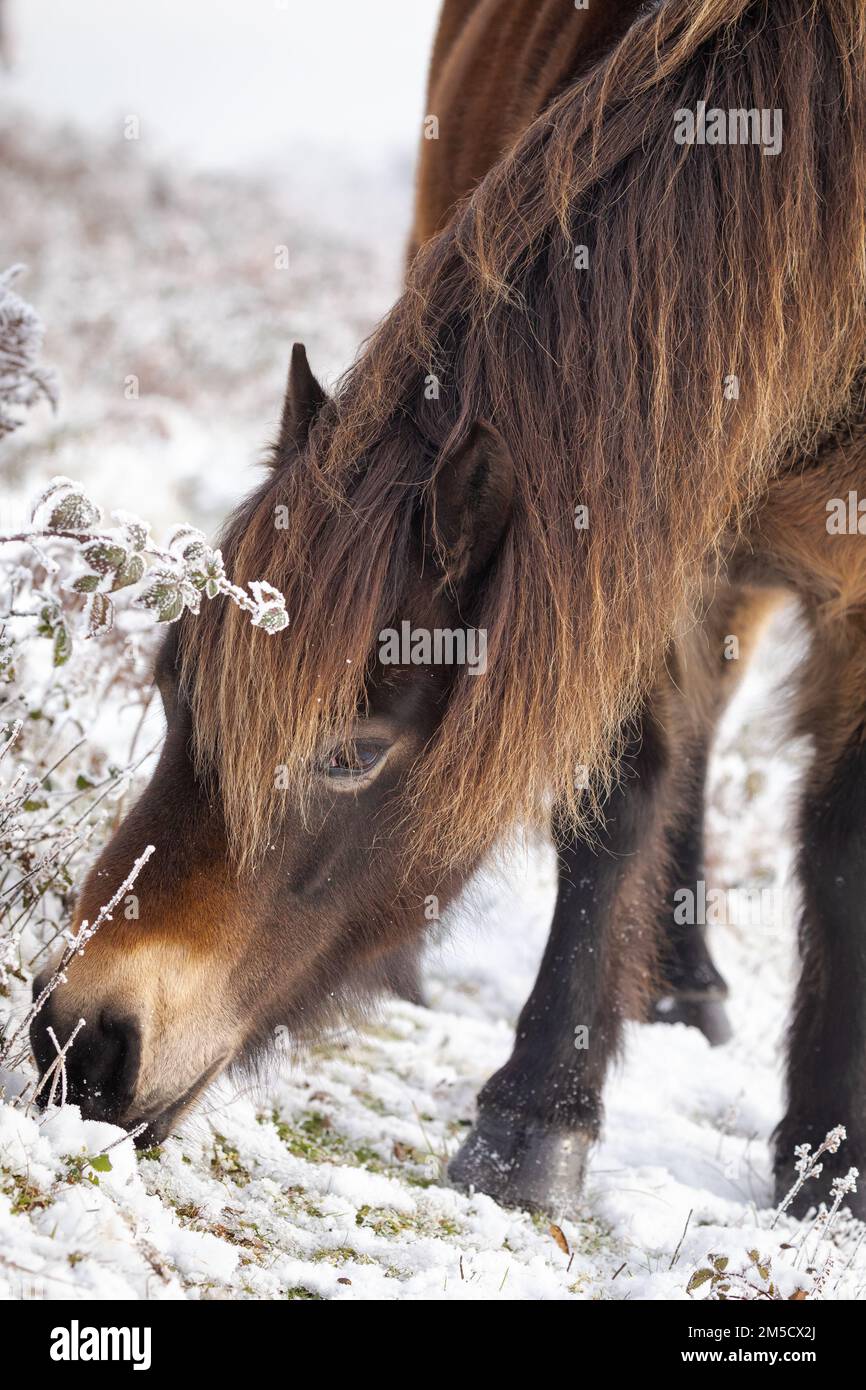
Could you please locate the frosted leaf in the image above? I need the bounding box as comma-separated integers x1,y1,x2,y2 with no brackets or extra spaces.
251,605,289,633
134,566,199,623
30,476,102,532
47,484,102,533
183,583,202,616
111,552,146,590
196,549,226,597
30,475,78,523
134,567,186,623
248,580,289,633
84,591,114,637
52,623,73,666
37,599,73,666
36,595,62,634
167,524,209,565
67,573,100,594
111,510,150,552
83,540,127,576
249,580,283,607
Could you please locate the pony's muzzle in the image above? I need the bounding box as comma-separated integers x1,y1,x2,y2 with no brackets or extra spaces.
30,985,142,1125
27,895,244,1140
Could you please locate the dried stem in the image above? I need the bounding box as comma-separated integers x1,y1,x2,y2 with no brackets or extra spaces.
0,843,154,1069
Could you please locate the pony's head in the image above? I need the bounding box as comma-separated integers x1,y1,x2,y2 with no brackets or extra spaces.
30,345,516,1139
30,0,866,1138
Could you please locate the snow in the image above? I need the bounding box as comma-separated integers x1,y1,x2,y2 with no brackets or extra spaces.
1,20,865,1300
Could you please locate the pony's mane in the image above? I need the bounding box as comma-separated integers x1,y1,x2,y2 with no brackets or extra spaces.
183,0,866,877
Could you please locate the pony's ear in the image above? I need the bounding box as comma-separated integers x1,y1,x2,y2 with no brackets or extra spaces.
276,342,327,455
428,420,514,590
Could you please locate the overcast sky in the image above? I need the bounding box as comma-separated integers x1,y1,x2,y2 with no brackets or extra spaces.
3,0,441,173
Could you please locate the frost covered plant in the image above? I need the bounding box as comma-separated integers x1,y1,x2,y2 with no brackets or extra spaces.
686,1127,858,1302
0,265,58,437
772,1125,847,1227
0,476,288,655
686,1249,796,1301
799,1166,859,1273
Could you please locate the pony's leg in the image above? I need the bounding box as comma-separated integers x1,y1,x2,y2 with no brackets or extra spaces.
449,713,665,1218
650,585,780,1044
650,740,731,1045
773,622,866,1218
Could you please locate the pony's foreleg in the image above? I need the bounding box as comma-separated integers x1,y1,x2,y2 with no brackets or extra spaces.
650,738,731,1045
649,583,780,1044
448,714,666,1218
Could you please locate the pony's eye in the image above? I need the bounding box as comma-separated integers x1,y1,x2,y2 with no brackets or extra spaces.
322,741,387,778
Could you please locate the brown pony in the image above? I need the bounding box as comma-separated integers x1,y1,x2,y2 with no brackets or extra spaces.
31,0,866,1218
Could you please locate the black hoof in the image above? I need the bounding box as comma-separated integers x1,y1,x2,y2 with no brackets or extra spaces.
651,991,732,1046
449,1112,590,1218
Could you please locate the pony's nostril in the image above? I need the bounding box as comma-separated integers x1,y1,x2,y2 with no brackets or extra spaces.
95,1011,142,1115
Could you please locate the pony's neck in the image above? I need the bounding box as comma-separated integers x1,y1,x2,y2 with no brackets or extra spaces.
413,0,644,249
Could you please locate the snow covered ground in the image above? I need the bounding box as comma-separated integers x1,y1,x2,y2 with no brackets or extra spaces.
1,13,865,1300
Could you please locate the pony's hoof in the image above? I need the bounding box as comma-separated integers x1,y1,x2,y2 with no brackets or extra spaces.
651,991,732,1046
448,1113,590,1219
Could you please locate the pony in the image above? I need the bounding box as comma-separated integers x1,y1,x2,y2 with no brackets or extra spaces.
31,0,866,1218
